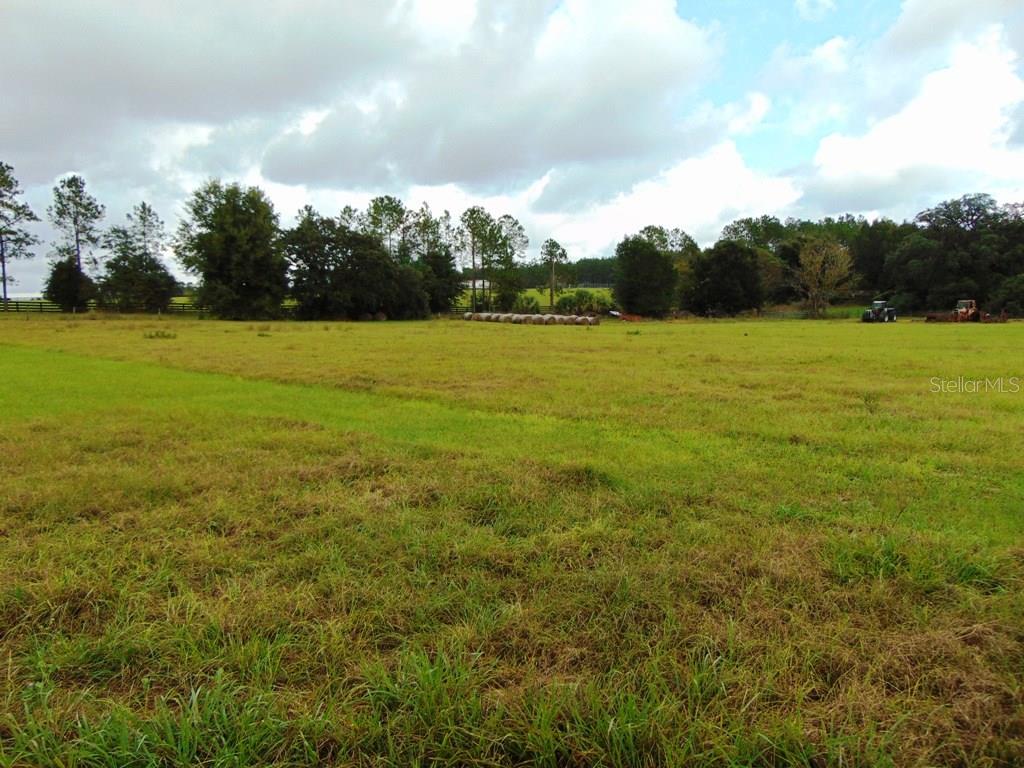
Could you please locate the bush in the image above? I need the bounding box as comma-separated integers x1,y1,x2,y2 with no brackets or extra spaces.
44,258,95,312
554,289,612,315
512,294,541,314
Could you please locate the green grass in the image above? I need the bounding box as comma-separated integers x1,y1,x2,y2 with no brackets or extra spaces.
0,314,1022,766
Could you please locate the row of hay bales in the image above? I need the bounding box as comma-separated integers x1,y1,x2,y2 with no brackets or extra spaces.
463,312,600,326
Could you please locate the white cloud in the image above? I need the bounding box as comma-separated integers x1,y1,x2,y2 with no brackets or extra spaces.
794,0,836,22
814,28,1024,182
804,26,1024,212
882,0,1018,56
727,93,772,135
541,142,800,255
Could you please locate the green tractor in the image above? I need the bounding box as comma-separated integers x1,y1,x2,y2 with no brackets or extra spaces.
862,300,897,323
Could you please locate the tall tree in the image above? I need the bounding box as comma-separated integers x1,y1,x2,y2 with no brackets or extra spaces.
175,180,286,319
540,238,568,307
366,195,409,260
0,162,40,303
283,206,351,319
613,235,677,317
720,215,786,253
492,214,527,310
460,206,494,310
48,175,105,275
410,204,462,314
791,238,854,318
98,203,177,312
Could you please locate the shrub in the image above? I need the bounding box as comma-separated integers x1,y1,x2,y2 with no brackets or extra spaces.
44,258,96,312
554,289,613,315
512,294,541,314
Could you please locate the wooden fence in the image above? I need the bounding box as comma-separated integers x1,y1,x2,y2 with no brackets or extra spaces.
0,299,208,314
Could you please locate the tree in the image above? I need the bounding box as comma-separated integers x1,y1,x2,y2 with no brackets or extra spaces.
0,162,40,303
613,235,677,317
98,203,177,312
366,195,409,260
48,175,105,275
849,218,912,292
720,215,786,253
638,225,700,261
637,225,701,307
791,238,855,318
916,193,1001,238
175,181,286,319
492,214,527,310
283,206,351,319
460,206,495,310
540,238,568,307
574,257,616,285
683,240,763,316
44,256,95,312
990,274,1024,317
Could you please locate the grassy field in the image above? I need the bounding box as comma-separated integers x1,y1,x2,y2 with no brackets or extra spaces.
0,314,1022,766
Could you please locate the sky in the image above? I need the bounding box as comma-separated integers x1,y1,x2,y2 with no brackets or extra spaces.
3,0,1024,294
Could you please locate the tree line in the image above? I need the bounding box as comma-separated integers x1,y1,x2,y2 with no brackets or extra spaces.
2,160,1022,318
605,195,1024,317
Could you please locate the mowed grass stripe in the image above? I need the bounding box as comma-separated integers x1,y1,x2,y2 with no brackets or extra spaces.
2,342,1022,545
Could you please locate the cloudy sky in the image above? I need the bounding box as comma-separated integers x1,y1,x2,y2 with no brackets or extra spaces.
3,0,1024,293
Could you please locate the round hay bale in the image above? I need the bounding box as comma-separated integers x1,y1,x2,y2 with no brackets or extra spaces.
471,313,482,321
540,314,552,325
500,314,512,323
532,315,545,325
590,315,600,326
463,312,473,321
575,316,588,325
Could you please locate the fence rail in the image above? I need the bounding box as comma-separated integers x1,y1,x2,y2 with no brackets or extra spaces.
0,299,208,314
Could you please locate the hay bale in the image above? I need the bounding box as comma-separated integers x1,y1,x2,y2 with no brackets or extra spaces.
463,312,473,321
575,316,588,325
532,315,546,325
500,314,512,323
589,315,601,326
471,313,482,321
